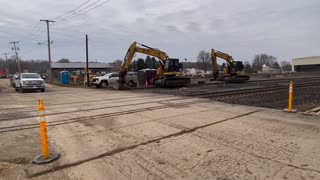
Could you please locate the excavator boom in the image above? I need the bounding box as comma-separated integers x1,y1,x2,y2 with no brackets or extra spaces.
120,42,168,81
116,42,190,89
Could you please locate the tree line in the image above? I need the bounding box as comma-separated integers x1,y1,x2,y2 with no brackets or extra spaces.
244,54,292,73
0,56,49,75
196,51,292,73
0,52,292,75
112,56,159,72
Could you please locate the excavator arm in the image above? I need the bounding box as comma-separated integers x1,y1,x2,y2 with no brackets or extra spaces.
116,41,189,89
211,49,219,78
211,49,235,78
119,42,168,82
211,48,249,82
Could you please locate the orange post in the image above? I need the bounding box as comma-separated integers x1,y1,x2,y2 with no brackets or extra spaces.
284,81,296,113
33,98,59,164
38,98,49,159
288,81,293,111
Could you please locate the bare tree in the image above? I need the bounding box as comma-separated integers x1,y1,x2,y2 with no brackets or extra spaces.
137,58,146,70
57,58,70,63
252,54,277,72
243,61,252,73
272,61,280,69
220,63,226,71
144,56,157,69
197,50,211,73
112,59,123,71
5,58,49,74
280,61,292,72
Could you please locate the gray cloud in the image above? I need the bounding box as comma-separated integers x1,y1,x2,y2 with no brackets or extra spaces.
185,22,202,32
165,25,181,32
0,0,319,62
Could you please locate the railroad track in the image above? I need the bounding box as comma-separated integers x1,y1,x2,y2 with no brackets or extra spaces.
0,99,211,134
184,76,320,87
248,76,320,83
0,93,173,112
0,96,193,121
184,81,320,100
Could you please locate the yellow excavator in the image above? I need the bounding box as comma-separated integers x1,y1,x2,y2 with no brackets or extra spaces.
115,42,190,89
211,49,250,83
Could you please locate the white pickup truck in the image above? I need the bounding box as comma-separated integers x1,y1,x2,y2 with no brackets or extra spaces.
92,72,138,88
15,73,45,93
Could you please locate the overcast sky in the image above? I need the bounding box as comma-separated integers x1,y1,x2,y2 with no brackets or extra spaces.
0,0,319,64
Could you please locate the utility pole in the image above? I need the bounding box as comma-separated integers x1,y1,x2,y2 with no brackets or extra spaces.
86,34,90,87
2,53,10,75
40,19,55,83
9,41,21,73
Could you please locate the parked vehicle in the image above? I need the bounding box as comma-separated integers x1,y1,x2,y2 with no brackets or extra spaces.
92,72,138,88
14,73,45,93
91,72,118,88
10,74,19,87
0,70,6,78
126,72,138,87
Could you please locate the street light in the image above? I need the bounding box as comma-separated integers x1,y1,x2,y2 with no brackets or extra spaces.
37,41,53,46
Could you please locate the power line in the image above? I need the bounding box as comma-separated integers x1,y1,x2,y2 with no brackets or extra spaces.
59,0,112,21
27,26,46,40
52,0,93,20
14,0,112,45
19,20,50,43
58,0,104,20
8,0,112,61
19,1,93,42
17,45,40,57
19,24,47,45
21,22,41,39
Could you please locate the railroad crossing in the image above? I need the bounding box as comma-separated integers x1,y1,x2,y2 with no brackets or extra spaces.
0,79,320,179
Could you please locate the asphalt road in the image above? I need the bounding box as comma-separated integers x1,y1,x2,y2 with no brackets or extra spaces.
0,79,319,180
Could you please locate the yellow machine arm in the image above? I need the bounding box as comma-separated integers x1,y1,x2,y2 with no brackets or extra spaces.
119,42,169,81
210,48,249,82
211,49,235,77
116,41,189,89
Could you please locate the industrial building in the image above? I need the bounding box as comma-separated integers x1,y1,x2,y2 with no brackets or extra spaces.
51,62,113,82
292,56,320,72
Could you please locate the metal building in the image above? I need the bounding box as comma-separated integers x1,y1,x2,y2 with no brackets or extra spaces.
51,62,113,81
292,56,320,72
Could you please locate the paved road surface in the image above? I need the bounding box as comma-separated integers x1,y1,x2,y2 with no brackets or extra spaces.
0,79,319,180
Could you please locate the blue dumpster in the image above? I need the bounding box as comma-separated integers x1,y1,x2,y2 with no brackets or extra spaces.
60,71,70,84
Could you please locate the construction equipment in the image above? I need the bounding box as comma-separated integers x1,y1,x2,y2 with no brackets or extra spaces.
211,49,250,83
115,42,190,89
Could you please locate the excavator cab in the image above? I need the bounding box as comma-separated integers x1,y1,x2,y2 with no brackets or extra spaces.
234,61,244,71
231,61,244,73
164,58,181,73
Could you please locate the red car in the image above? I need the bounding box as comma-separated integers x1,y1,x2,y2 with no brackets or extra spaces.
0,70,6,78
